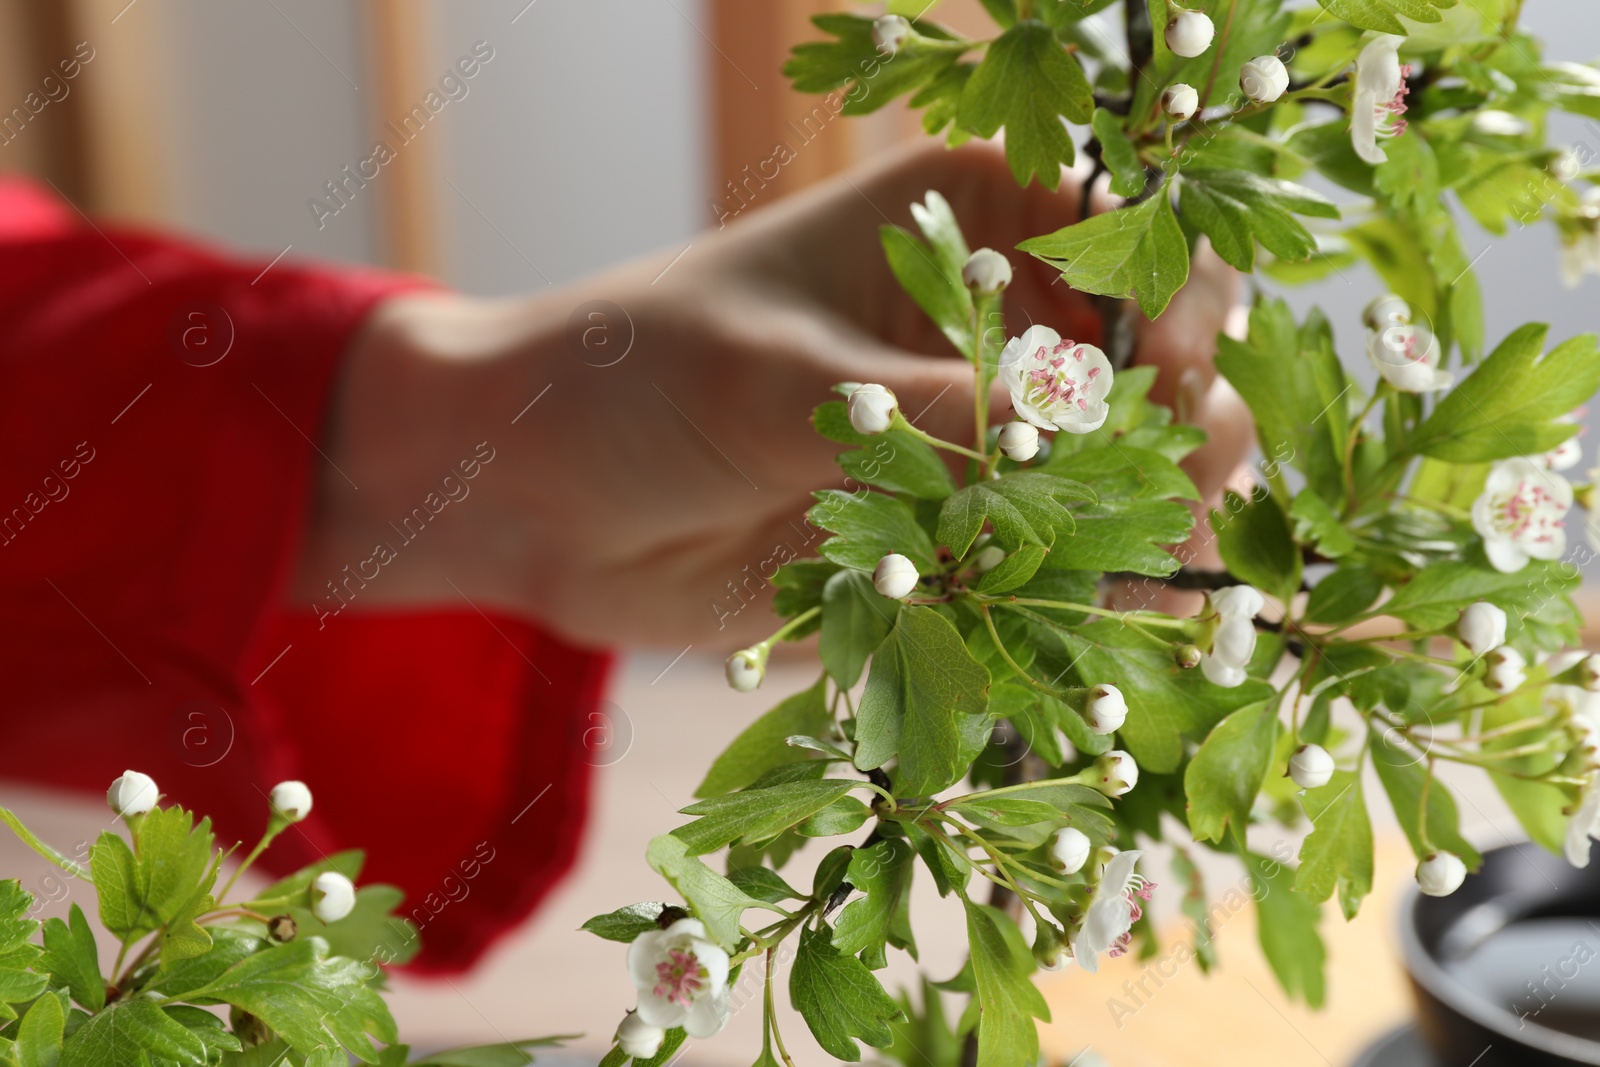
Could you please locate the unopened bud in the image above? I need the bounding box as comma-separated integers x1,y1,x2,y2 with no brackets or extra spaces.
1164,10,1215,58
1288,744,1334,790
1049,827,1092,875
871,14,911,56
848,383,898,435
873,553,920,600
1162,83,1199,121
962,248,1013,293
269,780,313,823
1090,750,1139,797
1416,852,1467,897
724,647,767,693
1240,55,1290,104
997,421,1040,462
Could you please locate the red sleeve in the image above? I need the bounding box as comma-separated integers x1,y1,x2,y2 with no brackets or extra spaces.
0,177,613,974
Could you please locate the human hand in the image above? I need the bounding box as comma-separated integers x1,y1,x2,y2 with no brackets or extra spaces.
295,140,1247,648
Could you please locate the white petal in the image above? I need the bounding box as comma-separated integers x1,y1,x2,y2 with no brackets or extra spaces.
1355,35,1404,98
1201,656,1247,688
627,929,668,988
1350,93,1386,165
1482,536,1528,573
634,992,688,1030
683,988,731,1038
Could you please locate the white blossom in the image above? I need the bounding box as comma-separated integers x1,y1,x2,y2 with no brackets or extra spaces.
1531,413,1584,471
1162,83,1199,121
1289,744,1335,790
1164,11,1214,58
873,553,920,600
107,771,158,818
848,383,898,435
269,781,313,823
1200,585,1263,689
871,14,911,56
1484,645,1527,693
1470,109,1528,137
311,871,356,923
724,648,765,692
1351,35,1410,165
1239,55,1290,104
1083,684,1128,735
627,917,731,1038
1455,602,1507,658
1362,293,1411,332
1090,750,1139,797
1415,852,1467,897
1366,320,1451,393
1049,827,1092,875
997,421,1040,462
962,248,1012,293
616,1012,666,1060
1070,850,1152,972
1470,457,1572,573
997,325,1113,434
1561,189,1600,286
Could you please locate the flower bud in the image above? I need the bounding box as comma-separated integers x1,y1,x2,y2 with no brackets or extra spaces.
1485,646,1526,693
269,781,313,823
997,421,1040,462
1049,827,1092,875
107,770,158,818
724,647,766,693
1164,10,1215,58
848,383,898,435
873,553,920,600
310,871,356,923
1174,643,1203,670
1362,293,1411,331
617,1012,666,1060
1288,744,1334,790
1083,684,1128,735
871,14,912,56
962,248,1013,293
1583,654,1600,692
1455,602,1507,658
1162,83,1199,121
1415,852,1467,897
973,543,1007,573
1090,750,1139,797
1033,920,1072,971
1240,55,1290,104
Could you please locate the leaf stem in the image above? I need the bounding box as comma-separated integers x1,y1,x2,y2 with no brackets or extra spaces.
899,419,989,463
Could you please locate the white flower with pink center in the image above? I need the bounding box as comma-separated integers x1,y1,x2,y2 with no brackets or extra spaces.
1351,35,1411,165
1070,849,1153,973
627,917,731,1038
1471,457,1573,573
1366,319,1451,393
1532,411,1585,471
997,325,1113,434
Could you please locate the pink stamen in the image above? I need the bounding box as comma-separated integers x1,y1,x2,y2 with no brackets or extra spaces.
652,948,706,1007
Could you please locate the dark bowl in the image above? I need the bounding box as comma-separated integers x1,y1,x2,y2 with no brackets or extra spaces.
1401,842,1600,1066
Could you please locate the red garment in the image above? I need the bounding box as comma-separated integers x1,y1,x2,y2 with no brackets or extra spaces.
0,178,611,973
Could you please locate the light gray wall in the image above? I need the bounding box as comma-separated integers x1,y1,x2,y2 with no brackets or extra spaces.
154,0,707,293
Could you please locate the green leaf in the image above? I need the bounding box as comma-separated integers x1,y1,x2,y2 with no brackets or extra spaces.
1177,170,1339,272
645,835,772,949
937,473,1095,557
150,927,264,1000
1212,492,1302,606
59,1000,207,1067
727,866,803,906
976,544,1048,594
38,906,104,1011
790,925,904,1060
1295,772,1374,921
796,796,872,837
0,882,43,1023
1371,745,1482,868
675,780,861,854
88,833,149,942
697,676,832,798
1092,108,1144,198
254,851,365,905
1056,620,1274,773
880,225,975,354
1171,849,1216,972
1407,326,1600,461
810,490,939,571
1213,300,1348,501
0,811,90,880
1381,559,1581,630
1314,0,1457,32
1303,566,1383,625
821,571,898,688
1019,189,1190,317
278,884,419,968
854,606,992,796
947,780,1113,840
812,402,957,500
1288,490,1354,559
1184,702,1278,843
1243,851,1326,1008
580,903,665,944
957,20,1092,188
1040,445,1196,575
409,1040,573,1067
963,899,1049,1067
785,14,967,117
14,993,64,1067
833,841,916,969
163,1005,242,1062
134,807,216,926
181,938,396,1062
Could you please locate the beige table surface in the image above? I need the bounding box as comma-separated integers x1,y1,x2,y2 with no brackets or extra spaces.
0,653,1530,1066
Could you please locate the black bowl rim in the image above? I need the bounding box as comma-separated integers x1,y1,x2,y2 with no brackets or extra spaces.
1399,878,1600,1065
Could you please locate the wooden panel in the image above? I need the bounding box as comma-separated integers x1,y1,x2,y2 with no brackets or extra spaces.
361,0,439,275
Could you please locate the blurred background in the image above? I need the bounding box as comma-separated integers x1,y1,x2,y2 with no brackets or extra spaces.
1,1,1598,1065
